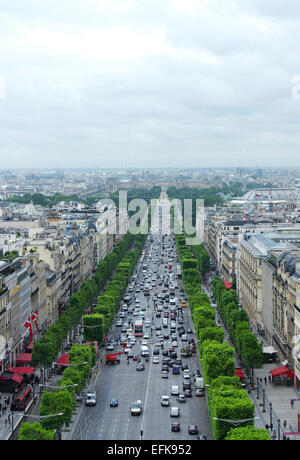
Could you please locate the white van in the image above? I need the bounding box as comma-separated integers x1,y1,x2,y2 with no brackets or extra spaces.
170,407,180,417
145,319,151,328
171,385,179,396
169,298,176,306
141,345,149,357
163,318,168,328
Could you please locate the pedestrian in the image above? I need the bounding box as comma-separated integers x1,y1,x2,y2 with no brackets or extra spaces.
283,420,287,429
291,399,294,409
264,377,267,385
5,418,7,428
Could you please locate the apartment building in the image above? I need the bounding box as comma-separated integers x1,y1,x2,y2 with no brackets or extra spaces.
261,250,300,388
0,254,47,367
238,231,300,331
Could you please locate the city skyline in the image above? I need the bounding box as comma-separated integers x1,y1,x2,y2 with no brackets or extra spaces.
1,0,300,169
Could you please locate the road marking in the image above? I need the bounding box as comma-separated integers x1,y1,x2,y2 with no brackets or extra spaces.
112,418,118,440
98,420,105,440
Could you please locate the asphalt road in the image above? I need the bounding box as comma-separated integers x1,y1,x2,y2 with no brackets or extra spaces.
72,199,212,441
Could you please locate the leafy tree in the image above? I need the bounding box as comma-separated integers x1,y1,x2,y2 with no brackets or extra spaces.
225,426,270,441
18,422,55,440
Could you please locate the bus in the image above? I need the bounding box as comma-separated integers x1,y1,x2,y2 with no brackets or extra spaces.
134,319,143,337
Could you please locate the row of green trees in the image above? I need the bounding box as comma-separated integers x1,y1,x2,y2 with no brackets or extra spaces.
211,277,263,372
20,232,148,440
32,232,136,369
83,234,147,342
174,236,269,440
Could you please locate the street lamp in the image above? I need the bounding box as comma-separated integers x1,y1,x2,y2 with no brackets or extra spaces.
39,384,78,391
54,361,88,367
212,417,259,427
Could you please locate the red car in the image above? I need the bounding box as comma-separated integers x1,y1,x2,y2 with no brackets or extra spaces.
132,355,139,361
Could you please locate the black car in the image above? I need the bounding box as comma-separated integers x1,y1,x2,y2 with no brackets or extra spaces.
110,398,118,407
153,348,160,355
188,425,198,435
171,423,181,432
136,363,145,371
184,388,192,397
162,349,169,357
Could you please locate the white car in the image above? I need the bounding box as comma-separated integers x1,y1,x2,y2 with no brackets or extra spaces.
160,395,170,406
153,356,159,364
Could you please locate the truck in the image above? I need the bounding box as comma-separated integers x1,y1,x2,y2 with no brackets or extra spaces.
130,400,142,415
106,347,125,365
180,347,193,358
195,377,205,396
176,264,182,278
195,377,204,390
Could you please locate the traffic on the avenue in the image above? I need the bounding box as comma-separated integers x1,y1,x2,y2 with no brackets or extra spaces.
72,197,212,441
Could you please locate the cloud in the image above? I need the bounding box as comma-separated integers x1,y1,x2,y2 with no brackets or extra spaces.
0,0,300,168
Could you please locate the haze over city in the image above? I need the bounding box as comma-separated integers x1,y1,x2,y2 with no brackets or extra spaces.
1,0,300,168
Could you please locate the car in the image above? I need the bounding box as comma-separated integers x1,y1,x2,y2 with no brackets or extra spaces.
171,423,181,432
153,348,160,355
184,389,192,398
136,363,145,371
177,394,186,403
188,425,199,435
195,388,205,397
161,395,170,406
110,398,118,407
106,344,114,351
161,371,168,379
132,355,140,361
197,435,208,440
153,356,159,364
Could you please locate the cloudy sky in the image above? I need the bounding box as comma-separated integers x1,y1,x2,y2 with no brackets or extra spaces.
1,0,300,169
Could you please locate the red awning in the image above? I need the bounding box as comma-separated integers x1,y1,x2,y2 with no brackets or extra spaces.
11,373,23,384
7,366,36,375
16,353,32,364
56,353,69,366
235,368,246,380
270,365,294,379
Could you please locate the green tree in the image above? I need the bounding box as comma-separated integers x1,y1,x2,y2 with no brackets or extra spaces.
18,422,55,440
